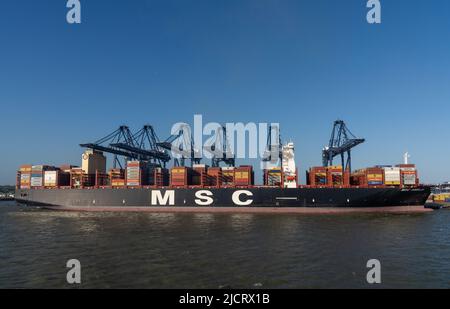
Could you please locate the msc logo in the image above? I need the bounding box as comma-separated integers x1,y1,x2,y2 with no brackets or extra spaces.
151,190,175,205
150,190,253,206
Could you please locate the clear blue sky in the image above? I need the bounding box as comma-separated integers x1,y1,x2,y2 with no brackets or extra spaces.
1,0,449,184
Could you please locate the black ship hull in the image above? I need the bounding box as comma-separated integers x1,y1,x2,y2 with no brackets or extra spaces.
15,187,431,212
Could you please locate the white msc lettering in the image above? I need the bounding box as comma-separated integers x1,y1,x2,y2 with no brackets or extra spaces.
151,190,175,206
66,259,81,284
232,190,253,206
66,0,81,24
195,190,214,206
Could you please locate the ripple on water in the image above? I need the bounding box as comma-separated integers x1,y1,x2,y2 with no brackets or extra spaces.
0,202,449,288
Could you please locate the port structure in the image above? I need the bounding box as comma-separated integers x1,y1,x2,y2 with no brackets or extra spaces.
113,125,171,167
205,126,235,167
262,124,283,165
157,123,202,167
322,120,365,172
80,125,170,169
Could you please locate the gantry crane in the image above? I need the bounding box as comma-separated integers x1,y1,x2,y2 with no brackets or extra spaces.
261,124,282,165
80,125,170,168
205,126,235,167
322,120,365,172
157,123,201,167
111,125,171,167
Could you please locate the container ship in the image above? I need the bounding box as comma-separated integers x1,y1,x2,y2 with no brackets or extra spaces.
15,121,431,213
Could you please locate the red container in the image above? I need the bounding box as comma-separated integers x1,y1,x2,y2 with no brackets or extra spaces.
308,167,327,186
234,166,253,186
206,167,222,186
170,167,192,186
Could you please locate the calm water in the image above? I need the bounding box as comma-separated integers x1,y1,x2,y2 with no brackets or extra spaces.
1,200,449,288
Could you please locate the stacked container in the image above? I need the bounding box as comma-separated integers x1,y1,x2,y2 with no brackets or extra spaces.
70,168,83,188
191,164,207,186
264,168,282,186
126,161,148,187
151,167,170,187
19,165,32,189
170,167,192,187
235,166,253,186
350,170,366,186
327,166,343,187
44,170,70,188
221,167,235,186
206,167,222,187
109,168,125,187
307,167,327,186
396,164,418,187
366,167,384,186
383,167,401,186
31,165,54,188
401,170,418,186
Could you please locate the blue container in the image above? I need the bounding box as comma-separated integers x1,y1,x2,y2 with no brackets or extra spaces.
368,181,383,185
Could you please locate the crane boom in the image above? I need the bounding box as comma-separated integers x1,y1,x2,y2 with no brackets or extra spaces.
322,120,365,172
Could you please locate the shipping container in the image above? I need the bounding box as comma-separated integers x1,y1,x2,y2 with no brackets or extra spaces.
44,171,58,187
20,173,31,182
365,167,384,186
126,161,147,186
327,166,343,186
20,172,31,189
191,165,208,186
150,167,169,187
44,170,70,187
31,165,55,172
31,176,43,187
206,167,222,186
111,179,126,187
401,170,417,186
170,167,192,186
368,181,383,186
20,165,32,173
264,168,283,186
384,167,401,185
221,167,235,186
235,166,254,186
69,168,95,188
307,167,328,186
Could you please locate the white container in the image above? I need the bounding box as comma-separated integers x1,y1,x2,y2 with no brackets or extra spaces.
384,167,401,183
21,173,31,181
44,171,58,186
31,177,43,187
403,174,416,185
